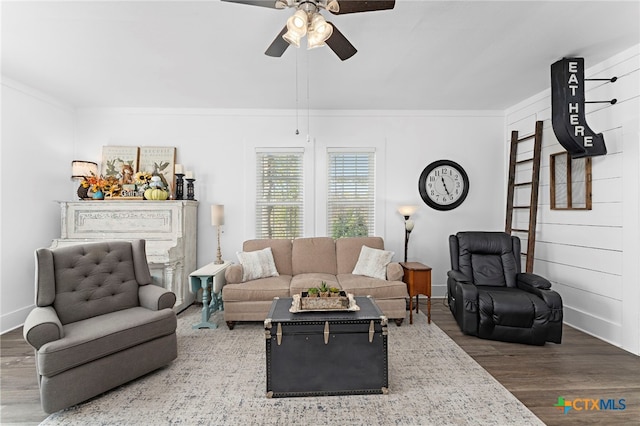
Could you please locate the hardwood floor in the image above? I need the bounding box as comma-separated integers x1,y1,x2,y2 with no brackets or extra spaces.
428,298,640,426
2,300,639,425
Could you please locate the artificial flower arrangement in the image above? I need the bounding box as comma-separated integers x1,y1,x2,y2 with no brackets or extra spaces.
134,171,169,200
134,171,153,190
80,173,121,198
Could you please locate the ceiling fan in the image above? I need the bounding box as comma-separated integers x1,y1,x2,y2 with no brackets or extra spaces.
221,0,396,61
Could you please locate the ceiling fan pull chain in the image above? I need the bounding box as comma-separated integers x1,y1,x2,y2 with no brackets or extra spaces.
295,48,300,135
306,48,311,142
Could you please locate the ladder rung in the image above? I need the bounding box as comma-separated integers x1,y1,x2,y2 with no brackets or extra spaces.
517,134,536,142
521,252,527,256
514,206,530,209
516,158,533,164
512,228,529,233
514,182,532,187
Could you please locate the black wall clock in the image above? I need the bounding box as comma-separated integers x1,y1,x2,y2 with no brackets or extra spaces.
418,160,469,211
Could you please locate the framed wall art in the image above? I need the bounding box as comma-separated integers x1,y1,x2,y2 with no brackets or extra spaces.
101,146,139,180
139,146,176,190
550,151,592,210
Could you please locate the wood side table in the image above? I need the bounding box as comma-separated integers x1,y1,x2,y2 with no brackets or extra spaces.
189,261,231,329
400,262,432,324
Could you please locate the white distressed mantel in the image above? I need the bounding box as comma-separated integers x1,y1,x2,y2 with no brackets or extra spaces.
51,200,198,312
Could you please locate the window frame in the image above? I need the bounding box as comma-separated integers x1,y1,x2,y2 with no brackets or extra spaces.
325,148,377,238
252,147,308,239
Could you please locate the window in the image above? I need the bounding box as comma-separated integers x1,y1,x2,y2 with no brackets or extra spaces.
256,150,304,239
550,151,592,210
327,149,375,238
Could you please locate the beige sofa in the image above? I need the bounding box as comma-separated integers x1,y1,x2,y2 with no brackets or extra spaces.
222,237,409,328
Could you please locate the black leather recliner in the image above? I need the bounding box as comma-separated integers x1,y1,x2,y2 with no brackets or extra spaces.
447,231,563,345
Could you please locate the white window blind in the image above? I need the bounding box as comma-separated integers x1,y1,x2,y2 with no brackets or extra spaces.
327,149,375,238
256,150,304,239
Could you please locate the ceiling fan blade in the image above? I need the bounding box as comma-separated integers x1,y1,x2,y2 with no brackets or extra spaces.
265,25,290,57
220,0,278,9
325,22,357,61
331,0,395,15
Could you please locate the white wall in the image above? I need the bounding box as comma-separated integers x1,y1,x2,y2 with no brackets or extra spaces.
0,86,505,334
0,78,76,332
74,108,505,298
505,45,640,355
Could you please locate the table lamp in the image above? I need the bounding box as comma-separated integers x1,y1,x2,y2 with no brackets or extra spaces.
211,204,225,264
71,160,98,199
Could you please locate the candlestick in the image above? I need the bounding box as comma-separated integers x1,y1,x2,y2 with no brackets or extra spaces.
175,173,185,200
186,178,196,200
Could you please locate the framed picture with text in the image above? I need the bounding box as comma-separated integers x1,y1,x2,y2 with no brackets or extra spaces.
138,146,176,190
101,146,139,180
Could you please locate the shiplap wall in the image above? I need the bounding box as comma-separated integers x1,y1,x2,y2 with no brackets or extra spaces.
505,46,640,355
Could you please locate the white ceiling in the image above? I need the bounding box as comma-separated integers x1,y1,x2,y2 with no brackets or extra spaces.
2,1,639,110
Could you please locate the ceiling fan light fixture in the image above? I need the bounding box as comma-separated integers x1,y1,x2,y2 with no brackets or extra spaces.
307,12,332,48
325,0,340,13
282,30,302,47
275,0,290,9
306,32,326,49
286,9,308,37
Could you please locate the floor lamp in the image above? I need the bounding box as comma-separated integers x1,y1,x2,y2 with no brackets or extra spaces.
398,205,417,263
211,205,225,264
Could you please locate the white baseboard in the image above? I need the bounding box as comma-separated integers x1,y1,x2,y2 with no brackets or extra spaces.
1,304,34,334
432,284,447,299
563,305,625,350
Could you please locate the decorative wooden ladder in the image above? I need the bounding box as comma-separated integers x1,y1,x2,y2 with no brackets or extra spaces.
505,120,543,273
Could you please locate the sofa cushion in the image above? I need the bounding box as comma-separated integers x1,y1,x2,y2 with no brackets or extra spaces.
292,237,337,275
290,273,340,296
352,245,395,280
222,276,292,302
243,239,293,276
237,247,279,282
337,274,408,299
37,307,176,377
335,237,385,274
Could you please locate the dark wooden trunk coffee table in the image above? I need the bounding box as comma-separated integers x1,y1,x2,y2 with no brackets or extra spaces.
264,295,389,398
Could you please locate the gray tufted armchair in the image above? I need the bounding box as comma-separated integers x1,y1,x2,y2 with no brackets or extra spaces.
23,239,178,413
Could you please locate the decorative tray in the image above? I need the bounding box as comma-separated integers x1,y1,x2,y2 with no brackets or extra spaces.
290,292,360,313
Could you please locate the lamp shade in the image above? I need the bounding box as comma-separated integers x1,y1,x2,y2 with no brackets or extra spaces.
398,205,418,217
307,13,332,49
71,160,98,178
211,205,225,226
286,10,308,37
282,30,302,47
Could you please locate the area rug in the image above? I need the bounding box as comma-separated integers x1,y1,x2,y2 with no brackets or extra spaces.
41,305,543,425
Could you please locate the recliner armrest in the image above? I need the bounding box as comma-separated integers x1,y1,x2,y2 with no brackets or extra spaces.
517,274,562,321
447,270,472,284
517,273,552,290
386,262,403,281
454,281,479,335
23,306,63,350
139,284,176,311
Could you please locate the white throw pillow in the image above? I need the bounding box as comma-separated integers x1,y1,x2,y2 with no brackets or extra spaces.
237,247,279,282
352,245,395,280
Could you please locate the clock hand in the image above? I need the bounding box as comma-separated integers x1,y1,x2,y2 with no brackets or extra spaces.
441,177,450,195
